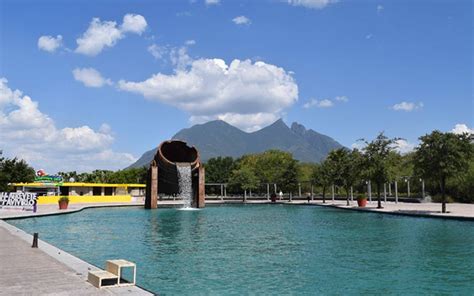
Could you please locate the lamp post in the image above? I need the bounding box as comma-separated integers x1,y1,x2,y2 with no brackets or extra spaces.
366,180,372,203
420,178,425,199
404,177,410,198
394,180,398,203
331,184,335,202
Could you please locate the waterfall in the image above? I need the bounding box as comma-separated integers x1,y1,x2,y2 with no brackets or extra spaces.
176,164,193,208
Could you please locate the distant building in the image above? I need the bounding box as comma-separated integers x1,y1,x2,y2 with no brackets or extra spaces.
12,182,146,204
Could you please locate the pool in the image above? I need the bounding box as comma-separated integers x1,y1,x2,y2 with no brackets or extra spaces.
8,205,474,295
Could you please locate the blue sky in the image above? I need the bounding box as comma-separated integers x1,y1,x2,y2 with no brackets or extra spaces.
0,0,472,172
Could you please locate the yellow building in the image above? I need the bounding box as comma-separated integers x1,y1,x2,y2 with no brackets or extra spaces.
12,182,146,204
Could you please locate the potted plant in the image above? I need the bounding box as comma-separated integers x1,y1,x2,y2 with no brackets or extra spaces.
58,196,69,210
357,196,367,207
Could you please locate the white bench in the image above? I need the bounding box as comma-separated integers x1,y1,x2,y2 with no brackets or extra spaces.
106,259,136,286
87,270,118,288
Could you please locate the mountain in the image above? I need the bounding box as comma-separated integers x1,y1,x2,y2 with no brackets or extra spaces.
127,119,344,168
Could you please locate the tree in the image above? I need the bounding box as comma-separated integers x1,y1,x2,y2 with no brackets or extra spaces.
324,149,346,198
361,133,399,209
323,148,363,205
205,157,236,183
312,161,332,203
229,166,259,197
0,153,36,191
414,131,473,213
254,150,298,193
297,163,318,193
83,170,114,183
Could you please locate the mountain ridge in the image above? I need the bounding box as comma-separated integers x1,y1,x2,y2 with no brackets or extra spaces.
127,119,344,168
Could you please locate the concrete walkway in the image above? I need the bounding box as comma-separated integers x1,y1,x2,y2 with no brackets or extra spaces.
0,220,152,295
286,199,474,220
0,202,145,220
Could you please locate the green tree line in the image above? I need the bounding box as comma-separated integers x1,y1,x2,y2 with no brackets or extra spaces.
205,131,474,211
2,130,473,212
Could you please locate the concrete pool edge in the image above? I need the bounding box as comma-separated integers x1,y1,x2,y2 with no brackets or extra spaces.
2,200,473,222
285,202,474,222
0,219,155,295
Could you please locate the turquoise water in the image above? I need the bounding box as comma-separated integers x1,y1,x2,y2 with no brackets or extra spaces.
9,205,474,295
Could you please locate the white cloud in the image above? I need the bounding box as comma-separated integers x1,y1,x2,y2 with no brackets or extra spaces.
394,139,415,154
334,96,348,102
72,68,112,88
37,35,63,53
118,58,298,132
169,46,193,70
148,44,168,60
352,139,416,154
391,101,424,112
451,123,474,135
232,16,251,25
286,0,338,9
303,96,347,108
75,14,148,56
351,142,365,150
185,39,196,46
304,98,333,108
121,14,147,34
205,0,220,5
0,78,135,172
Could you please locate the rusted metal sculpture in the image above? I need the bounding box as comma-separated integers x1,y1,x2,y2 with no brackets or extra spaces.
145,140,205,209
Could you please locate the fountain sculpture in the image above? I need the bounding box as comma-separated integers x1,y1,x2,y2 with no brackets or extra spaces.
145,140,205,209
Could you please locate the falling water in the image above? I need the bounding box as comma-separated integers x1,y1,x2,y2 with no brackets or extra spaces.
176,163,193,208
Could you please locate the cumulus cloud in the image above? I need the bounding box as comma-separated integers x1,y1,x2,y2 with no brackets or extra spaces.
118,58,298,131
72,68,112,87
147,44,168,60
303,98,333,108
334,96,348,102
352,139,416,154
0,78,135,172
391,101,423,112
75,13,147,56
451,123,474,135
232,16,251,25
394,139,416,154
286,0,338,9
169,46,194,70
205,0,220,5
303,96,347,109
37,35,63,53
185,39,196,46
121,14,147,34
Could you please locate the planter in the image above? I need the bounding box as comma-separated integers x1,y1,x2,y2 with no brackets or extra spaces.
58,200,69,210
357,198,367,207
